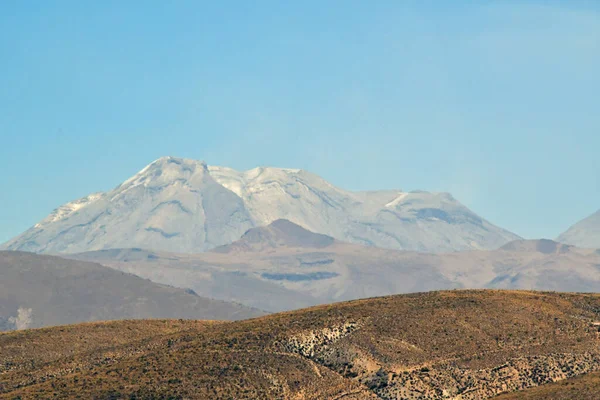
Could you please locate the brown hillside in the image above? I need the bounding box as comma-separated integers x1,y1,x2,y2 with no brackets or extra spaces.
3,290,600,399
494,371,600,399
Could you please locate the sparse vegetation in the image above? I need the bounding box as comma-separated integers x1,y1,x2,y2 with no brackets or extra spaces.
3,290,600,399
495,371,600,399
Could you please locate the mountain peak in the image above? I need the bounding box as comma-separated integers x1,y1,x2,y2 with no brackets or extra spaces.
117,157,210,193
150,156,207,167
211,219,335,253
143,156,208,175
1,157,520,254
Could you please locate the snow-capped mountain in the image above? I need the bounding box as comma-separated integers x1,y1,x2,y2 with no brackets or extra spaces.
1,156,520,254
557,210,600,249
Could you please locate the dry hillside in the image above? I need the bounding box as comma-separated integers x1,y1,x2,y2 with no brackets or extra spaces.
494,371,600,399
3,290,600,399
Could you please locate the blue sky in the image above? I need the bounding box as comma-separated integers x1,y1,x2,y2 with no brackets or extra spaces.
1,1,599,244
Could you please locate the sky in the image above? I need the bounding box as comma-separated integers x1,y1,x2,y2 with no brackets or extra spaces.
1,0,599,244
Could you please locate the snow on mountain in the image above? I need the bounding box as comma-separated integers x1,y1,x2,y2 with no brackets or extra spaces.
34,192,105,228
1,156,520,254
3,157,253,254
557,210,600,249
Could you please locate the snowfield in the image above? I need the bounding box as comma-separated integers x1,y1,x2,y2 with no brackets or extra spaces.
1,156,520,254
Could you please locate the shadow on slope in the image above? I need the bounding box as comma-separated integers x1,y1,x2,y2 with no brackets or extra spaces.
0,251,265,331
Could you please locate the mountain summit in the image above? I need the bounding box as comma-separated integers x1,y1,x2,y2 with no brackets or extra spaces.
1,156,519,254
212,219,335,253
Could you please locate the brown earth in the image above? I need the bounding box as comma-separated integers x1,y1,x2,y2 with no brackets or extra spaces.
494,371,600,399
3,290,600,399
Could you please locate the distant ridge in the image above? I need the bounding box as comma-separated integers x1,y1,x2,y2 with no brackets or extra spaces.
72,227,600,312
0,251,265,331
558,209,600,249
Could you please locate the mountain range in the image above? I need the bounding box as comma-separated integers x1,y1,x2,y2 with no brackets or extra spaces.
3,156,600,398
0,156,520,254
71,219,600,312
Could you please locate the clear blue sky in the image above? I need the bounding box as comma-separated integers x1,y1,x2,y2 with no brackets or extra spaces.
1,1,599,244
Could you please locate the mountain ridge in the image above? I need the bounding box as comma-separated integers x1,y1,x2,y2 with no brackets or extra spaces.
557,209,600,249
69,219,600,313
1,156,520,254
0,251,264,331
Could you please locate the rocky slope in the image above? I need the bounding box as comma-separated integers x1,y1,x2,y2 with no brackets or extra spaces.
72,222,600,312
2,290,600,399
557,209,600,249
0,251,264,331
495,371,600,399
0,156,519,254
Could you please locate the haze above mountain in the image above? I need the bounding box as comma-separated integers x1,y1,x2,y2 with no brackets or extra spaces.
0,251,264,331
0,156,520,255
72,220,600,312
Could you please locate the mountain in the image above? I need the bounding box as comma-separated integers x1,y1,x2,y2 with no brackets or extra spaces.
1,157,254,254
0,156,520,254
557,209,600,249
0,251,264,331
212,218,335,253
71,221,600,312
70,220,459,311
3,290,600,399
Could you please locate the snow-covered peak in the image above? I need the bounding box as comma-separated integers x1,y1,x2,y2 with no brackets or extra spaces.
115,157,209,198
557,209,600,248
35,192,105,228
133,156,207,176
208,165,351,201
2,156,521,254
